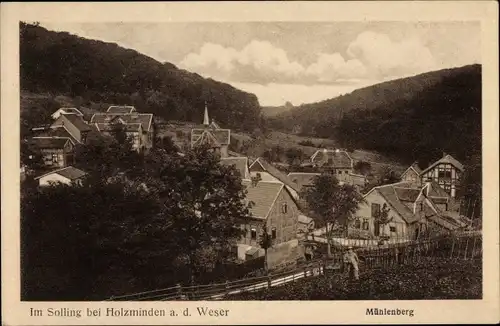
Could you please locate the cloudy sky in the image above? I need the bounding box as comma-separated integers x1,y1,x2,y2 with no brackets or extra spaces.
40,21,481,106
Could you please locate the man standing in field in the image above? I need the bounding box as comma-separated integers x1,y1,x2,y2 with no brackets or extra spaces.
344,246,360,281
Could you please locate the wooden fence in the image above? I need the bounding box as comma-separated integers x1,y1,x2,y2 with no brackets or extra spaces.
105,232,481,301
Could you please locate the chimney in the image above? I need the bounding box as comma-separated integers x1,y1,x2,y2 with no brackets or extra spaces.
251,173,262,187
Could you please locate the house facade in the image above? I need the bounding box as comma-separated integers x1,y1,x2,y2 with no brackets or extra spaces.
249,157,300,200
420,153,464,198
30,137,74,168
351,181,466,241
236,180,302,268
91,106,154,151
400,162,423,187
51,113,93,144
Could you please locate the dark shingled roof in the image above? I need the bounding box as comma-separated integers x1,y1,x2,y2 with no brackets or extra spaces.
31,137,70,149
95,123,142,132
91,113,153,132
242,180,284,219
376,183,420,224
32,127,79,145
250,158,300,193
62,113,92,132
220,157,249,179
310,150,352,168
394,187,421,202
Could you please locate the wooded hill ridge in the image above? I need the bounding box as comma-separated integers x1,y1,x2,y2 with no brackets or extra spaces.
20,22,262,131
267,64,482,167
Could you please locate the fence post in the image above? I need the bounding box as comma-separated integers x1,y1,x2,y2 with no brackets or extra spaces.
303,266,307,278
225,281,230,296
471,236,477,259
175,283,182,300
449,236,455,259
463,236,470,260
267,275,271,289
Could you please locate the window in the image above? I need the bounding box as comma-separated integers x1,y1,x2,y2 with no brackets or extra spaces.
281,203,288,214
362,219,369,231
271,228,277,239
354,219,361,229
338,170,342,175
390,226,397,233
250,228,257,240
52,154,58,163
371,203,381,218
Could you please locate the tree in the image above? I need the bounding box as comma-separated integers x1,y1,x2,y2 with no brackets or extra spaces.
20,140,44,171
259,221,273,274
285,147,304,166
301,174,365,257
353,161,372,176
148,144,252,284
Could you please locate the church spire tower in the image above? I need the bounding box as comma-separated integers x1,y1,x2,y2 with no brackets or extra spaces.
203,102,209,126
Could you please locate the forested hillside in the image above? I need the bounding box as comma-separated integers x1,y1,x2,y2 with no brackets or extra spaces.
20,22,262,131
268,65,482,168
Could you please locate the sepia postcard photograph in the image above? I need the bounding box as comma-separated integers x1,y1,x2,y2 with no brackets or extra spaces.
1,1,499,325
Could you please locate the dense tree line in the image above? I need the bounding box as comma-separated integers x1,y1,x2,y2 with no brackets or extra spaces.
20,22,262,131
21,131,253,300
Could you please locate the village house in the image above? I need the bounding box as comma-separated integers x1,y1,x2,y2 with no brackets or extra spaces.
35,166,87,187
249,157,301,200
351,181,467,241
419,153,464,198
220,157,251,179
190,105,230,158
400,161,423,187
50,112,95,144
90,106,155,151
29,137,74,168
236,179,302,268
301,149,367,189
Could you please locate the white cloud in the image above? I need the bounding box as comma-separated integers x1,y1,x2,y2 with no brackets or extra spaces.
346,31,437,78
180,31,437,85
305,53,367,82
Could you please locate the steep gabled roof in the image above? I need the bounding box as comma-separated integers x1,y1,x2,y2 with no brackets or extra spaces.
91,113,153,132
242,180,284,219
250,158,300,193
32,126,79,145
95,123,142,132
394,187,421,202
377,186,420,224
35,166,87,181
421,154,465,174
310,149,353,168
62,113,92,132
400,162,422,178
191,128,230,146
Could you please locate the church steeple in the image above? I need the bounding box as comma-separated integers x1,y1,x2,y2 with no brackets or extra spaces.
203,102,209,126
